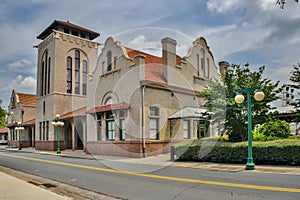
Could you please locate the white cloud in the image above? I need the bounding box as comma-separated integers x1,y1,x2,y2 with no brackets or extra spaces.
127,35,161,55
0,75,36,93
7,59,32,71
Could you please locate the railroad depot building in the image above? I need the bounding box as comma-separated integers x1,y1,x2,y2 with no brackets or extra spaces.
7,20,225,157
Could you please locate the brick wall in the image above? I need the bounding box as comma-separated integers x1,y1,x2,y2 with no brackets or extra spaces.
86,140,180,158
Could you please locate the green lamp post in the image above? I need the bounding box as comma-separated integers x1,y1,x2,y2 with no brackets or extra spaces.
235,87,265,170
51,114,64,154
15,122,24,150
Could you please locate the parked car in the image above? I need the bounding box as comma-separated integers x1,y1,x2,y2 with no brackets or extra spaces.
0,140,8,145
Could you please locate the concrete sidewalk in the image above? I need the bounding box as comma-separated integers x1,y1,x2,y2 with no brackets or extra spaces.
4,147,300,175
0,172,70,200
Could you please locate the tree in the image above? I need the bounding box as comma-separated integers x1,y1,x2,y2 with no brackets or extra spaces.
288,63,300,107
277,0,298,9
201,64,281,142
0,99,7,128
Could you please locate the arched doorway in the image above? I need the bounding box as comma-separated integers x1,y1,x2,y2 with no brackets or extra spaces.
65,124,72,149
76,121,83,150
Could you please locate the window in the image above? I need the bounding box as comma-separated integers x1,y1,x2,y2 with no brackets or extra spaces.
44,51,48,96
39,122,42,140
201,49,205,76
42,121,45,141
119,110,126,118
46,121,49,140
120,119,126,140
149,107,159,140
75,50,80,94
41,61,44,96
105,98,114,105
97,120,102,141
64,28,69,34
72,30,79,36
149,118,159,140
107,51,112,71
107,121,115,140
183,120,190,139
150,107,159,116
67,57,72,93
82,60,87,95
81,32,86,39
197,54,200,76
207,58,210,78
42,101,46,115
41,50,50,96
48,57,51,94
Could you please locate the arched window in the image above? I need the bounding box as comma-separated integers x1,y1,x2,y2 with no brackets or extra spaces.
67,57,72,93
82,60,87,95
105,97,114,105
41,61,44,95
44,51,48,96
48,57,51,94
75,50,80,94
40,50,49,96
107,51,112,71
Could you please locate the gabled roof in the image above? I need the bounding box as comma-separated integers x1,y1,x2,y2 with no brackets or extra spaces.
60,107,87,119
125,47,184,84
16,92,36,107
23,118,35,125
87,102,130,114
37,20,100,40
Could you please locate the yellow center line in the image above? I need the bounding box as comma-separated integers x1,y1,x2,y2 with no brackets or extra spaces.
1,152,300,193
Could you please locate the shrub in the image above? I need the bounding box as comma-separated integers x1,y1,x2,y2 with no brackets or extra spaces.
175,139,300,165
254,119,290,140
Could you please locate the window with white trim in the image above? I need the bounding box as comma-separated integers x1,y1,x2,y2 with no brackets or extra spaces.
183,120,190,139
149,107,159,140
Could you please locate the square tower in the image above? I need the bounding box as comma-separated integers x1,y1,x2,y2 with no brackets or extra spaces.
35,20,100,150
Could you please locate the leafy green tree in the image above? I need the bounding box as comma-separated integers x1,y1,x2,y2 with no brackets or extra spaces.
0,99,7,128
201,64,281,142
288,63,300,108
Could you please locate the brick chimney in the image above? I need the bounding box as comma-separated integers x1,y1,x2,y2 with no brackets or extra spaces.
161,37,177,83
218,61,229,75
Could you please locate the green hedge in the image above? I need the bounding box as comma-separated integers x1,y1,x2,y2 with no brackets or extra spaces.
175,139,300,165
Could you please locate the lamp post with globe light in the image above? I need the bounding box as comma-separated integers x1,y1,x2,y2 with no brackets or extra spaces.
51,114,64,154
235,87,265,170
15,122,24,150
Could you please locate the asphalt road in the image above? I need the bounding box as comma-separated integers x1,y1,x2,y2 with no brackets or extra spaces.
0,150,299,200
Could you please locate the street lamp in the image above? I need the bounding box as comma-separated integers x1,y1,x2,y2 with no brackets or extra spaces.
235,87,265,170
15,122,24,150
51,114,64,154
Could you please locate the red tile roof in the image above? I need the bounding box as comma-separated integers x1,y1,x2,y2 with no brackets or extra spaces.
87,102,129,114
125,47,184,84
0,127,9,133
37,20,100,40
6,122,17,128
60,107,87,119
17,92,36,107
23,118,35,125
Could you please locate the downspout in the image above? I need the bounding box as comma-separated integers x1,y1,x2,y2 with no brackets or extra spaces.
141,85,146,158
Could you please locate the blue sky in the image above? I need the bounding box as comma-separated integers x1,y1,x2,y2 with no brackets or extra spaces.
0,0,299,108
